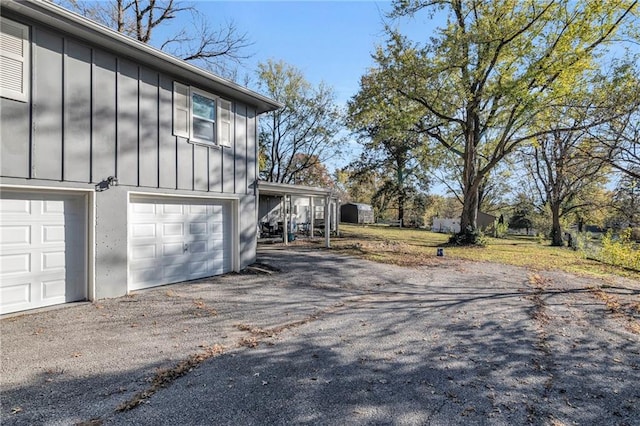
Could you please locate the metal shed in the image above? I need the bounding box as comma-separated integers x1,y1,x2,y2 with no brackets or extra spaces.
341,203,374,224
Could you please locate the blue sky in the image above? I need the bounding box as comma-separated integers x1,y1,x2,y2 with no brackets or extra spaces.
153,1,440,171
193,1,396,104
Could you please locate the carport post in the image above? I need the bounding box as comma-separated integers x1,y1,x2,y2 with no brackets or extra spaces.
309,196,315,239
324,195,330,248
282,194,288,245
335,199,340,237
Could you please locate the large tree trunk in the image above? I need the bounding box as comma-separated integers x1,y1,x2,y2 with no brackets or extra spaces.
460,183,480,232
457,108,481,242
550,203,563,246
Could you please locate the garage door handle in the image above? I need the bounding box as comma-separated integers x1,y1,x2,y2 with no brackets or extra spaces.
184,243,189,253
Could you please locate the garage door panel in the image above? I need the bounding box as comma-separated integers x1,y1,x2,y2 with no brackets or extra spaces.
0,192,86,314
189,241,207,253
1,225,31,245
210,258,227,273
162,223,184,237
1,252,31,274
131,201,156,215
209,249,225,259
0,282,31,306
131,223,156,238
41,251,66,271
0,198,30,214
189,204,207,214
42,225,65,244
42,200,66,214
162,242,184,257
41,279,66,300
188,222,207,235
188,260,208,277
163,262,186,281
129,197,232,290
130,244,156,260
162,203,184,215
130,266,162,286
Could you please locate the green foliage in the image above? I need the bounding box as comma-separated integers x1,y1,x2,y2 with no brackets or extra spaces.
379,0,638,232
574,232,597,258
449,227,487,246
610,172,640,228
346,65,430,225
493,219,509,239
257,60,344,184
599,229,640,271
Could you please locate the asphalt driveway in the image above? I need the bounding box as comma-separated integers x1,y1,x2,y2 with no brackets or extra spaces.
1,247,639,425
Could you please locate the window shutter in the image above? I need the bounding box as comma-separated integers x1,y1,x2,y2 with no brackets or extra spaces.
0,17,29,102
173,82,190,138
218,98,232,147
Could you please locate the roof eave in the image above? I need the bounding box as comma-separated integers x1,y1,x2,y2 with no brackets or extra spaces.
1,0,282,114
258,181,334,197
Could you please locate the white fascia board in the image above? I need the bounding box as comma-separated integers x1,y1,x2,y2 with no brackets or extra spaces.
258,181,333,197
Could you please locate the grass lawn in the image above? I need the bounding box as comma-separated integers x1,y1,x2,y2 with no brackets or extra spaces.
332,224,640,281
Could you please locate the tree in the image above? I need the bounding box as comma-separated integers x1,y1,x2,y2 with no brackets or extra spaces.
347,69,429,223
56,0,252,76
525,130,609,246
508,192,541,235
611,171,640,227
257,60,344,185
334,167,381,205
423,194,463,225
523,76,626,245
589,103,640,180
287,154,333,187
376,0,638,244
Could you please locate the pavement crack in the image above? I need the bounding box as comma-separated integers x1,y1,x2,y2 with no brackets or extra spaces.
113,297,364,415
115,344,226,412
235,298,364,348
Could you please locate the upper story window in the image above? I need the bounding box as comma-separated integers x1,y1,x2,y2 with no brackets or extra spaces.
0,17,30,102
173,81,232,147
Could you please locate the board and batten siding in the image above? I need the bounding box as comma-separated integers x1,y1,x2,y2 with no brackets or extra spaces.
0,22,258,195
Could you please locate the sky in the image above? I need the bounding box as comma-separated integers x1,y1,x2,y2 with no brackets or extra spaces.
153,1,441,171
192,1,396,104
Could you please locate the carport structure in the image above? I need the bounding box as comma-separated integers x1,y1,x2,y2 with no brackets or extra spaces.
257,181,339,247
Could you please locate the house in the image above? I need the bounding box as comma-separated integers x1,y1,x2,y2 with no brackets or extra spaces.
257,181,339,245
431,212,498,234
0,0,281,314
340,203,374,224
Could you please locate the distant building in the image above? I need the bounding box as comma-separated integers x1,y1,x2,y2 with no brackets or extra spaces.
341,203,374,224
432,212,497,233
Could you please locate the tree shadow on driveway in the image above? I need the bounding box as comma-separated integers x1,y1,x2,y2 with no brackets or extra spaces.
1,248,638,425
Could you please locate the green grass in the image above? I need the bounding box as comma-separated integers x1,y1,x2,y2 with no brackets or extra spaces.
332,224,640,280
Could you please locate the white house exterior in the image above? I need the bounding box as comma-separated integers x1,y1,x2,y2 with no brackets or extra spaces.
0,0,280,314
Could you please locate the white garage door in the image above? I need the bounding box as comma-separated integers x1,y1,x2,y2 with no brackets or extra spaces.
128,197,232,290
0,191,87,314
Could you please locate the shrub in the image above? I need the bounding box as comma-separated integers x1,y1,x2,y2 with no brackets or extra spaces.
493,219,509,239
574,232,597,258
599,229,640,271
449,226,488,246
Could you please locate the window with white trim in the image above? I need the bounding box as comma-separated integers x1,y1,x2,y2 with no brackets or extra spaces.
0,17,30,102
173,82,233,147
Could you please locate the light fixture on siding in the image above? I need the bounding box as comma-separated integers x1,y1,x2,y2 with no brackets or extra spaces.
95,176,118,192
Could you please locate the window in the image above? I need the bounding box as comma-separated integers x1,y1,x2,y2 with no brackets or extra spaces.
173,82,233,147
0,17,30,102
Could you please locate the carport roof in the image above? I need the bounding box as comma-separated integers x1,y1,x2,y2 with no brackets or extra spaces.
258,181,333,197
